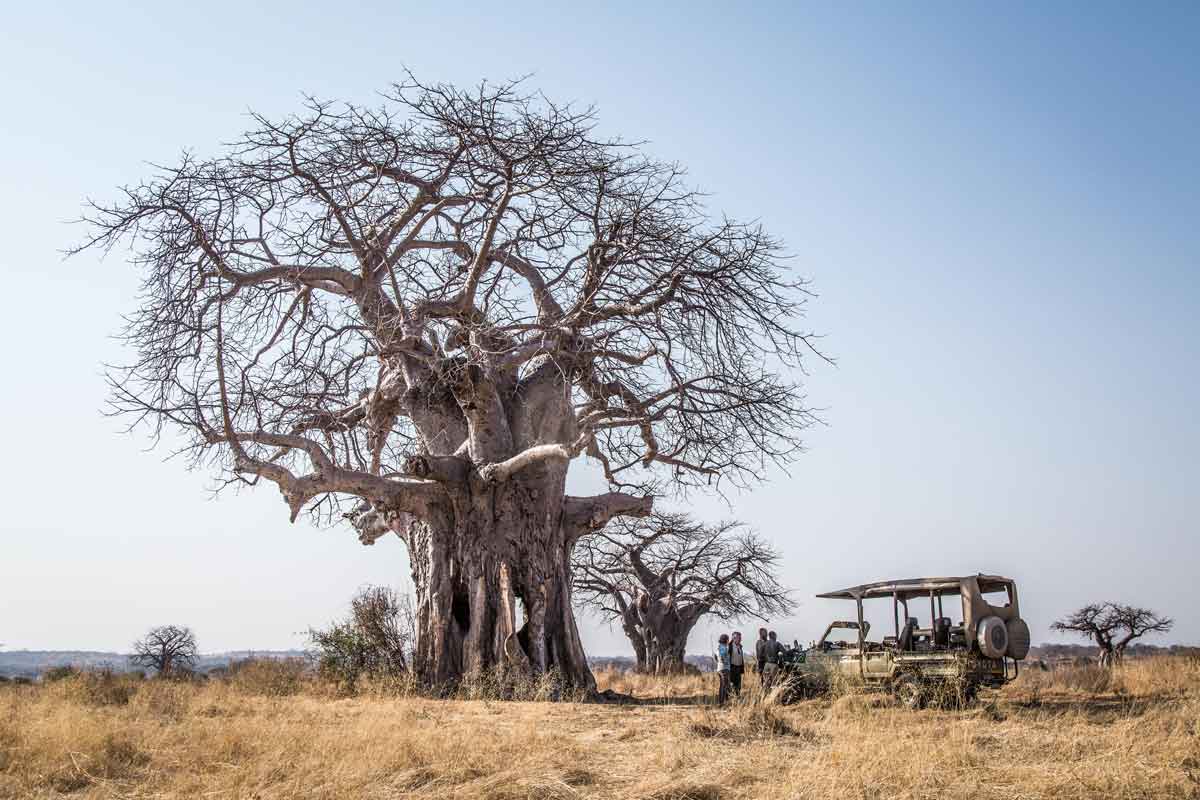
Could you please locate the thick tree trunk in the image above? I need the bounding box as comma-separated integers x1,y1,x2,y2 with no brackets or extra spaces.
643,618,698,674
618,611,650,672
400,464,595,692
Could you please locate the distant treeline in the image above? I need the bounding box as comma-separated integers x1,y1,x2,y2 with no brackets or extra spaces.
0,650,716,679
0,650,307,679
1029,643,1200,661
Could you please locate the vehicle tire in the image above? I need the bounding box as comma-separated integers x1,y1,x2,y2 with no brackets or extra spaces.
1005,617,1031,660
893,674,925,710
976,616,1009,659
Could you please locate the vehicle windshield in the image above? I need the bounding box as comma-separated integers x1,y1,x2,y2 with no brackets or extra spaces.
817,621,868,649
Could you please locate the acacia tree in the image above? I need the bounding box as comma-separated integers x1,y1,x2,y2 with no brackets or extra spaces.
1051,602,1173,667
131,625,199,674
574,512,794,672
75,77,819,690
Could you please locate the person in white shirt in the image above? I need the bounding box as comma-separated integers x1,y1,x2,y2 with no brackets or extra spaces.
728,631,745,696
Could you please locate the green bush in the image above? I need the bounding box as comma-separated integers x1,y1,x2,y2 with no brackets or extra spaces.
309,586,413,693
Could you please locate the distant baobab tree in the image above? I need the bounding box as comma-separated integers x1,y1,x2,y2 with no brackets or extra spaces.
574,512,794,672
1051,602,1173,667
131,625,199,675
74,75,821,690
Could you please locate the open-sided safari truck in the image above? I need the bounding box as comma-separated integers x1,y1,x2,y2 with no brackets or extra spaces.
779,575,1030,708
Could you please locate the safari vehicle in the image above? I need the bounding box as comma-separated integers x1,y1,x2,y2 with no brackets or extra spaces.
778,574,1030,708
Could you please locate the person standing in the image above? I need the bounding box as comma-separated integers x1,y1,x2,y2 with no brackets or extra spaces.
762,630,783,690
715,633,732,705
729,631,745,696
755,627,769,688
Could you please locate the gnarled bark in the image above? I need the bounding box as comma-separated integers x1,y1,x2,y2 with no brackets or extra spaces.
392,468,591,688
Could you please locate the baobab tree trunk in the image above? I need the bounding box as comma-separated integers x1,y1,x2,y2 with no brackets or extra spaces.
398,463,595,691
617,609,650,672
642,613,702,674
648,635,691,673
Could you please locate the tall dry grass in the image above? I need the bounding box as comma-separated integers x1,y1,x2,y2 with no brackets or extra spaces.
1,657,1197,799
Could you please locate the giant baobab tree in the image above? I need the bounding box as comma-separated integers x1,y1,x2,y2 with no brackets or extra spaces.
574,512,794,672
1051,602,1173,667
75,76,820,690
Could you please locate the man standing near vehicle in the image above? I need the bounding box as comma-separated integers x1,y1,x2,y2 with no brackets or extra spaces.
729,631,745,696
762,630,784,690
755,628,769,688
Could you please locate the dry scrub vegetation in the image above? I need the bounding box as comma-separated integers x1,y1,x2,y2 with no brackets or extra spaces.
2,658,1198,799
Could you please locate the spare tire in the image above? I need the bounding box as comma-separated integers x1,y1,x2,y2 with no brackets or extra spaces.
1006,617,1031,660
977,616,1009,659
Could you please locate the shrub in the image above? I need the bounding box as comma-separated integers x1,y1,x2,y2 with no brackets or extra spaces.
309,586,414,693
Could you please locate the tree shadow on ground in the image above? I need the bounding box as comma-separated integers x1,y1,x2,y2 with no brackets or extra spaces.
1003,690,1182,723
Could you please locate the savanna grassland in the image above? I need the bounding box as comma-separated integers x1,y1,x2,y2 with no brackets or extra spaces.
1,658,1198,800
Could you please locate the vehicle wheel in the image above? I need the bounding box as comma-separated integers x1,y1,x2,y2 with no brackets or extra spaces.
893,674,925,710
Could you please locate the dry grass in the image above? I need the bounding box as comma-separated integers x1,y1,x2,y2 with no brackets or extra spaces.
1,657,1198,798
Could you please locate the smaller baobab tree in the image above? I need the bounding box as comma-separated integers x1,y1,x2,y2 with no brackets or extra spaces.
1051,602,1173,668
574,512,794,673
131,625,199,675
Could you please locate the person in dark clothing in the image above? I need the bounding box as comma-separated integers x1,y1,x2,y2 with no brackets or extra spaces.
762,630,784,690
755,627,769,687
728,631,745,696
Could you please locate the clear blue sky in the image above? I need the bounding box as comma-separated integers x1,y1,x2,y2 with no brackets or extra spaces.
1,2,1196,654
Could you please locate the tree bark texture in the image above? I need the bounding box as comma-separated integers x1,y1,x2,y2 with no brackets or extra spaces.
394,465,593,689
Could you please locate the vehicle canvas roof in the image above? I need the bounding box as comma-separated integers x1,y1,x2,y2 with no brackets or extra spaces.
816,574,1014,601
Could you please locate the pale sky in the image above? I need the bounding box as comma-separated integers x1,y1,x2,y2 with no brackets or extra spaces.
2,2,1196,656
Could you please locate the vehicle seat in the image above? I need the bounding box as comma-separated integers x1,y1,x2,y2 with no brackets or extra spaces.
897,617,917,651
948,625,967,647
933,617,951,648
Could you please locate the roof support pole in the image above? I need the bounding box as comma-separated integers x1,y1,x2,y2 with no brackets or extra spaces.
856,597,865,679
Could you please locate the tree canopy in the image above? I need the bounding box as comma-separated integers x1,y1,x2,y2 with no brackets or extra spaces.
77,76,820,515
